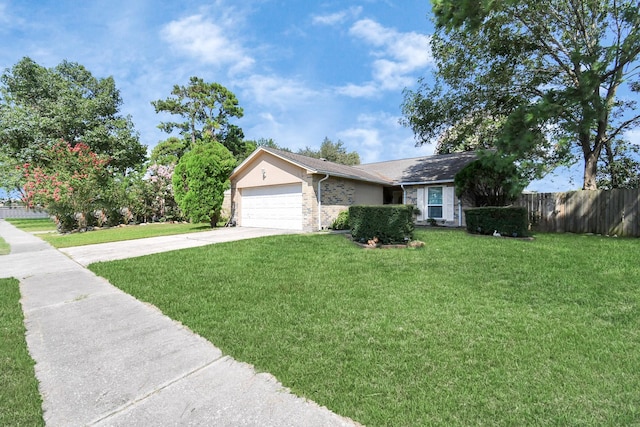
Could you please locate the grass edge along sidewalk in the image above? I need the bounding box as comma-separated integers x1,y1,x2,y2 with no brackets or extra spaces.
0,278,44,426
6,218,213,248
90,230,640,426
0,236,8,255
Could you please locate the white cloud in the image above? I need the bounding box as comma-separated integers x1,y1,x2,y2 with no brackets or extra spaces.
161,14,254,73
625,129,640,146
0,2,24,29
235,74,322,110
338,18,432,98
336,112,431,163
336,82,378,98
312,6,362,26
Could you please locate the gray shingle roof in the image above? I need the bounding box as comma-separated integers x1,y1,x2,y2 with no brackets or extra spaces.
354,151,478,184
259,147,391,184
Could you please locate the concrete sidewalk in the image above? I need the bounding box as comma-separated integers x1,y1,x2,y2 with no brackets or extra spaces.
0,220,359,426
59,226,302,266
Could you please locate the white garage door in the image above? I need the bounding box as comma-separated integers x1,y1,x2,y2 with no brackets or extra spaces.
241,184,303,230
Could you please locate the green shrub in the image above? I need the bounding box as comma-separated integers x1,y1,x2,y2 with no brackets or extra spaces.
349,205,415,244
465,207,529,237
330,210,350,230
455,152,527,207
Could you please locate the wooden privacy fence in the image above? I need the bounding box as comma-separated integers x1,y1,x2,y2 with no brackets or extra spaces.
516,189,640,237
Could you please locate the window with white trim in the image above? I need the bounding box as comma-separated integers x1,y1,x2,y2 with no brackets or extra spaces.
427,187,443,218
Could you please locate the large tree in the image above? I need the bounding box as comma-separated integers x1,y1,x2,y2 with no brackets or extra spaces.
402,0,640,189
152,77,248,157
298,137,361,165
0,57,146,174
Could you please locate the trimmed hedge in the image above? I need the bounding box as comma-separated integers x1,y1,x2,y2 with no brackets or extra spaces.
465,206,529,237
349,205,415,244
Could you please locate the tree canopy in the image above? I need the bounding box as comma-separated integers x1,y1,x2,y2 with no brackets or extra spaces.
149,137,189,166
297,138,361,165
0,57,146,174
402,0,640,189
152,77,250,158
454,152,527,207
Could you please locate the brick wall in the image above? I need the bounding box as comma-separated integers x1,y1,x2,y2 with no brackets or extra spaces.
319,177,355,229
302,174,318,232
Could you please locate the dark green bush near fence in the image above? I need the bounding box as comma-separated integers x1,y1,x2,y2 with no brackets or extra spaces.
349,205,415,244
465,207,529,237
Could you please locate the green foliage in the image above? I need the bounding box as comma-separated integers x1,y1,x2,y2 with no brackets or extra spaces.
251,138,291,152
21,142,111,232
349,205,415,244
403,1,640,189
454,152,527,207
598,139,640,189
149,137,189,166
465,206,529,237
152,77,245,157
0,152,24,196
330,210,350,230
172,141,236,227
0,57,146,173
297,137,360,165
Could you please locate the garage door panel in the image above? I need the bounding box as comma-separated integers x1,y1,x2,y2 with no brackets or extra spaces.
241,184,303,230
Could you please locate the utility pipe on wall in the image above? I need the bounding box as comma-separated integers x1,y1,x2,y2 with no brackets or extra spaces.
318,174,330,230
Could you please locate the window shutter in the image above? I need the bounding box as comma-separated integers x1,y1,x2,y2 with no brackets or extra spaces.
416,187,425,221
443,186,454,221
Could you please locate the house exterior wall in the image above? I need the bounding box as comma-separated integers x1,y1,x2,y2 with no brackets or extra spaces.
318,177,384,229
405,183,466,227
234,155,305,188
232,150,474,231
231,152,308,229
302,173,318,232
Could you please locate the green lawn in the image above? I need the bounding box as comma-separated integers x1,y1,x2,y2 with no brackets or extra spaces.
0,278,44,426
39,222,212,248
0,236,8,255
5,217,57,233
89,229,640,426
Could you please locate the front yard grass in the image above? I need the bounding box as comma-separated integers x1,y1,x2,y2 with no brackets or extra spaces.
5,217,56,232
89,229,640,426
39,222,212,248
0,236,8,255
0,278,44,426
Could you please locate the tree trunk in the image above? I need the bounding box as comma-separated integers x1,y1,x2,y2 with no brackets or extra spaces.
583,150,599,190
209,212,219,228
604,141,618,189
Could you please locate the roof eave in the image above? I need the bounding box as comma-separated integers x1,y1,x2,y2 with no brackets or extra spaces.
396,179,455,186
311,171,391,185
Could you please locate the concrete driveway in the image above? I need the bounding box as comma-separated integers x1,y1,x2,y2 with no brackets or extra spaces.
60,226,301,266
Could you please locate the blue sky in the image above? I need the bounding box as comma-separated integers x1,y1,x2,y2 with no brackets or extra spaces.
1,0,623,192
